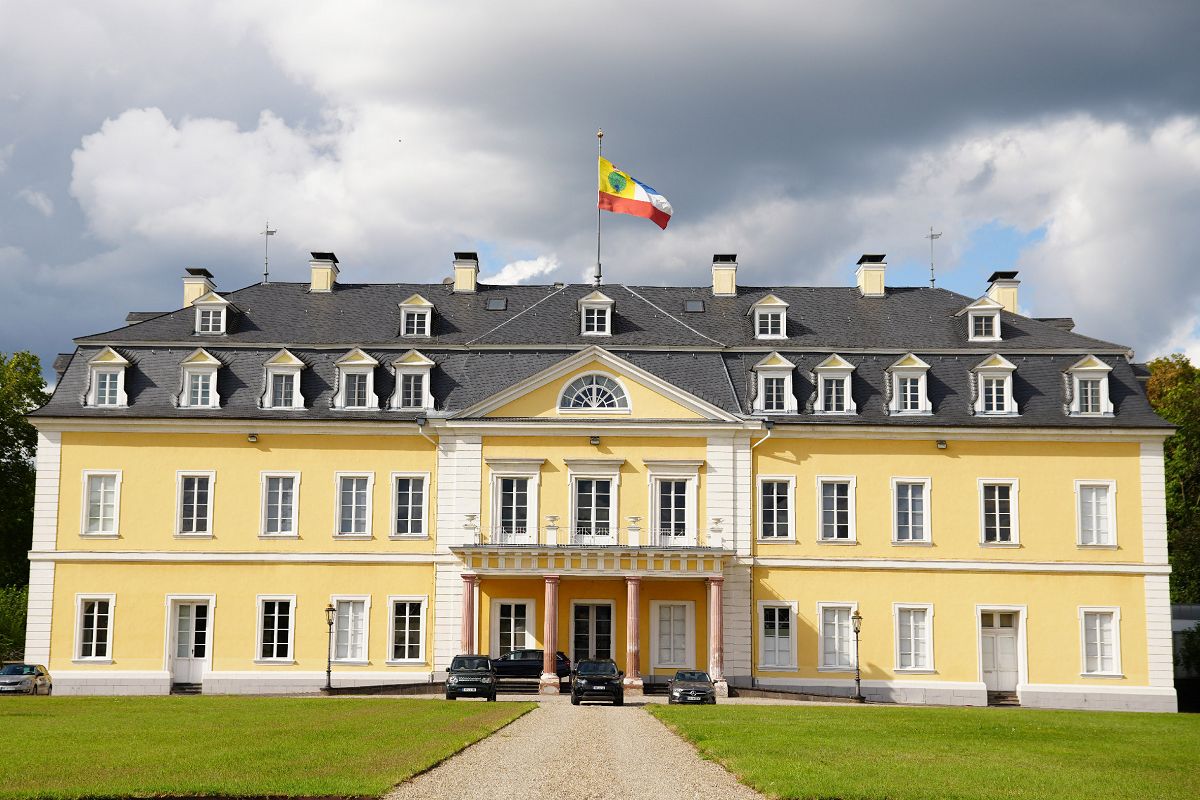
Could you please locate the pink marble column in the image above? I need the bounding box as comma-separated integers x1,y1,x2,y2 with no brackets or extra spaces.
460,573,477,654
707,577,728,696
624,576,644,693
540,575,561,694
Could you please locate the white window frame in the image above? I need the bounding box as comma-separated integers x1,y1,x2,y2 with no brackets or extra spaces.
581,305,611,336
816,475,857,544
557,372,632,414
757,475,796,542
1078,606,1122,678
386,595,429,664
753,308,787,340
80,469,122,538
645,461,701,546
1075,479,1117,548
255,594,297,664
401,308,431,337
192,295,229,335
393,368,434,411
259,471,301,538
331,594,371,664
893,603,935,673
968,310,1001,342
567,461,622,545
86,351,130,408
815,374,855,414
973,355,1018,417
175,470,215,538
890,477,932,544
181,366,220,409
817,601,858,672
264,367,304,410
74,593,116,663
490,597,537,657
758,600,798,670
333,472,375,538
755,372,796,413
487,459,543,545
892,372,930,414
390,472,430,539
978,478,1020,546
650,600,695,669
1067,356,1114,416
334,367,378,410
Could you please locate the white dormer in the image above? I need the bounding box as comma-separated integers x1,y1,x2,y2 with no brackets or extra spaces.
192,290,231,335
972,354,1018,416
956,296,1004,342
578,290,614,336
813,354,857,414
1066,355,1114,416
399,294,433,337
749,294,788,340
333,348,379,410
178,348,221,409
389,350,435,411
752,352,798,413
261,349,306,410
85,347,130,408
887,353,932,415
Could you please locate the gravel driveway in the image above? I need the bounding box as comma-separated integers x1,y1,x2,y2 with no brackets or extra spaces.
385,698,765,800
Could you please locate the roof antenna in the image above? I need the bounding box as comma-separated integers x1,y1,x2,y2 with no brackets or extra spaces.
925,226,942,288
262,220,277,284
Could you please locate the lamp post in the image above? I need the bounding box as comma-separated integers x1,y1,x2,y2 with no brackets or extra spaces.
324,603,336,691
851,610,864,703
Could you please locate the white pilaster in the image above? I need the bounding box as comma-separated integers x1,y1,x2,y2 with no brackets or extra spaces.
24,431,62,663
721,560,753,684
1139,440,1169,565
432,434,481,670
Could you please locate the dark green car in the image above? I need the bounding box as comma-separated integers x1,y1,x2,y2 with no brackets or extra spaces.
445,655,497,701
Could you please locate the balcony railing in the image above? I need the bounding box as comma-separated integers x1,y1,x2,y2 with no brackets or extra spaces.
468,524,706,548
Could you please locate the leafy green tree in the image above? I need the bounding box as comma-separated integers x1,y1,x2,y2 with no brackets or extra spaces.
0,352,48,587
1147,354,1200,603
0,585,28,660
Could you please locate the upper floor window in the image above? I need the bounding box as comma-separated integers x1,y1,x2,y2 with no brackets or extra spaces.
578,290,614,337
972,354,1017,416
261,349,305,410
749,294,789,340
191,291,230,336
392,474,428,538
85,347,130,408
336,473,373,537
980,479,1019,545
81,470,122,537
398,294,434,338
1066,355,1113,416
1076,480,1116,547
178,348,221,409
260,473,300,537
334,349,379,410
177,471,214,537
645,459,701,547
817,476,856,542
958,296,1003,342
813,354,856,415
559,373,630,412
892,478,930,543
752,352,797,414
759,477,794,541
887,353,931,415
389,350,435,411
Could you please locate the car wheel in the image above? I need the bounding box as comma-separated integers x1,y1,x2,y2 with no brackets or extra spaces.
614,693,624,706
668,697,675,704
445,693,455,700
45,685,52,696
487,692,497,702
571,693,580,705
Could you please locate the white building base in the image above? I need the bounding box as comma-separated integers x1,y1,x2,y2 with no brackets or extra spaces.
1019,684,1177,712
54,671,172,696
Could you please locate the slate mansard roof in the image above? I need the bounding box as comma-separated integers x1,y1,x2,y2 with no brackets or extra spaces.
36,279,1170,429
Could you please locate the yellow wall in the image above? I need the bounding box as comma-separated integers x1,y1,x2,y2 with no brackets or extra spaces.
753,438,1142,562
49,562,436,673
754,567,1148,686
485,360,704,419
58,432,438,552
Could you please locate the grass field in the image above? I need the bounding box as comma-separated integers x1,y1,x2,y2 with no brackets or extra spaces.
0,696,533,799
649,703,1200,800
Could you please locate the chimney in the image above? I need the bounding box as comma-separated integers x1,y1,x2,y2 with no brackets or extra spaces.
453,251,479,293
986,271,1020,313
855,254,886,297
309,252,340,293
182,268,215,307
712,254,737,297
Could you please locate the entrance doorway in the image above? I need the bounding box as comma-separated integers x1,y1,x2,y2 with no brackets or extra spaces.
572,602,613,662
496,601,532,656
980,610,1019,692
171,601,209,684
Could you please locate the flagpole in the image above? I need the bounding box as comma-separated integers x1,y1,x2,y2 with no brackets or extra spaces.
595,128,604,287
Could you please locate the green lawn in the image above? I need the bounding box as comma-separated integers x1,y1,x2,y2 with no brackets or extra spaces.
0,696,533,799
649,704,1200,800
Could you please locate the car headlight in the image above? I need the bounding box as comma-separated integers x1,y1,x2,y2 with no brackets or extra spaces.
19,678,33,687
448,676,459,685
672,688,681,696
481,676,494,683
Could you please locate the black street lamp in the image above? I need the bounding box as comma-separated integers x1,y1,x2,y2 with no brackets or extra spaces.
324,603,336,691
851,610,864,703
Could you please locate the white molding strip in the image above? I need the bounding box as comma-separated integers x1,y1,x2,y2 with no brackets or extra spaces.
755,676,986,691
1140,440,1169,565
30,550,454,565
1144,574,1175,688
753,556,1169,575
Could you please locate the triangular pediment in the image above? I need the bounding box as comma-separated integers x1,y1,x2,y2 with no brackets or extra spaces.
754,352,795,370
748,293,789,312
889,353,930,371
973,353,1016,372
88,346,130,366
192,290,231,307
391,349,435,367
265,348,305,368
399,293,433,308
182,348,221,366
1068,354,1112,373
336,347,379,367
578,290,614,307
954,296,1004,317
815,353,855,371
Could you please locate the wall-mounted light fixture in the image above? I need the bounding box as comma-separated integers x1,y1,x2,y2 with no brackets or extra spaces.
936,439,948,450
589,435,601,446
247,433,258,443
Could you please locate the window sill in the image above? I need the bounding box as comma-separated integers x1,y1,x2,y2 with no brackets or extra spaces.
759,665,798,672
333,660,370,666
332,406,381,412
1077,543,1119,550
253,659,297,666
755,335,787,341
385,659,429,666
894,668,937,675
175,533,214,540
80,533,120,540
816,539,858,546
389,534,431,541
813,410,856,416
891,410,934,416
333,534,374,540
557,408,631,415
980,542,1021,548
1080,672,1125,679
72,658,113,665
817,666,854,673
891,540,932,546
756,537,797,544
259,534,301,540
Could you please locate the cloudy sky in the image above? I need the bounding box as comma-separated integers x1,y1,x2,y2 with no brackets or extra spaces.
3,0,1200,380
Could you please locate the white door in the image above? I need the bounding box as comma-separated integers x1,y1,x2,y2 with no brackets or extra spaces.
172,602,209,684
496,602,531,657
572,603,614,662
980,611,1018,692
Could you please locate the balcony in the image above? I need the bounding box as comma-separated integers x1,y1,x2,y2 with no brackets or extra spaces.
467,523,705,549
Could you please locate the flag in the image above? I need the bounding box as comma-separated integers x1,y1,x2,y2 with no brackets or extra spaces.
597,156,673,229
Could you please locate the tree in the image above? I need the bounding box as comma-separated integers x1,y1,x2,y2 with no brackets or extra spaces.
1146,353,1200,603
0,352,48,587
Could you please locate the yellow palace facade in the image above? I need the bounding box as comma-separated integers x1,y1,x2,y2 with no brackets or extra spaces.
26,252,1176,710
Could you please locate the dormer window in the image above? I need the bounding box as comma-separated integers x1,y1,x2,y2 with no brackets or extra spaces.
261,349,305,410
813,354,857,415
191,291,231,336
1066,355,1114,416
398,294,433,338
749,294,789,340
753,352,797,413
957,297,1003,342
85,347,130,408
887,353,932,415
334,349,379,410
389,350,435,411
178,348,221,409
972,354,1017,416
972,314,996,340
578,290,614,337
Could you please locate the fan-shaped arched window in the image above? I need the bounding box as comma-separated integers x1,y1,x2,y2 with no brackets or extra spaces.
559,374,630,411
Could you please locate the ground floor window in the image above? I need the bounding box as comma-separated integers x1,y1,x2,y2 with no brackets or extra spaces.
258,597,293,661
390,598,425,662
1081,608,1120,676
77,596,112,660
761,604,794,668
895,605,932,670
334,598,367,661
497,601,531,656
820,604,854,669
572,603,613,661
656,603,687,667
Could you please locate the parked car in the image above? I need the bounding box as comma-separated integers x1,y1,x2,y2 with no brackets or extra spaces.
491,649,571,679
667,670,716,704
445,654,497,701
0,663,52,695
570,658,624,705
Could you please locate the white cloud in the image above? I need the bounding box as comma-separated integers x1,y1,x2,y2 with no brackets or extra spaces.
481,255,559,284
17,188,54,216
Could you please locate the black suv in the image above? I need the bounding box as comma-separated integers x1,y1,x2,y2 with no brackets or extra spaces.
570,658,624,705
445,654,497,701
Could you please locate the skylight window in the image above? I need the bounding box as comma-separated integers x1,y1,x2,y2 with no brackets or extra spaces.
684,299,705,313
486,297,508,311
